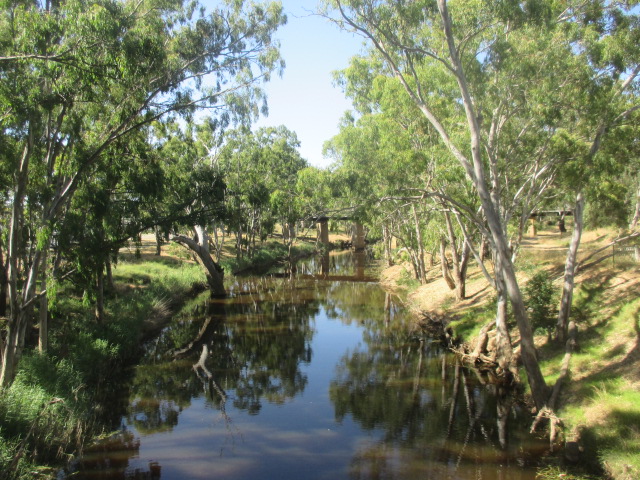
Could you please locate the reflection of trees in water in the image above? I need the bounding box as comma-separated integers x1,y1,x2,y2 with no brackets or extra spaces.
322,283,407,329
126,282,319,432
126,352,202,435
128,251,381,431
213,290,317,414
330,326,539,479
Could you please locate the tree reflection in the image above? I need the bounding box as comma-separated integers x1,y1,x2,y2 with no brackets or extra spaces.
69,431,162,479
210,292,316,414
330,316,539,478
126,282,318,433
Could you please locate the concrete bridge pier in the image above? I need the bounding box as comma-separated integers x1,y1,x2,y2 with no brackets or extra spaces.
318,219,329,246
353,223,366,250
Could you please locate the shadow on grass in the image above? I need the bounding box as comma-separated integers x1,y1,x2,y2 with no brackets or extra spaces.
578,410,640,480
537,280,609,366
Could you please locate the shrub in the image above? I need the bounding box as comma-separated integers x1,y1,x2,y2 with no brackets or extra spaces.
524,270,556,334
0,356,91,477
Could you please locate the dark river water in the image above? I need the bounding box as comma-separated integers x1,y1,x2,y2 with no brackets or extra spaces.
65,251,547,479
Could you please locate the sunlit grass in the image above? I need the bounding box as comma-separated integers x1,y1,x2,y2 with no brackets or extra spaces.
535,465,598,480
0,256,207,479
552,283,640,480
447,302,494,342
221,239,316,274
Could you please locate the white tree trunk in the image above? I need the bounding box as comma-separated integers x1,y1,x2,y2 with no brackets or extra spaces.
172,230,225,297
630,183,640,231
556,193,585,342
437,0,548,408
412,205,426,283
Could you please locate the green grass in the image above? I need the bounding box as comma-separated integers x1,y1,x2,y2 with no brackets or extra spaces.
0,256,207,479
537,279,640,480
535,465,599,480
395,267,421,289
221,240,316,274
444,267,639,480
447,299,495,341
560,384,640,480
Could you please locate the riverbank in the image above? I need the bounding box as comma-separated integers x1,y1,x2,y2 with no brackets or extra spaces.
380,227,640,480
0,257,207,479
0,237,321,479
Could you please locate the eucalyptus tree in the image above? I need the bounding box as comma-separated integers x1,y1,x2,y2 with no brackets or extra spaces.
55,129,166,326
323,0,567,407
258,126,308,245
324,0,639,408
295,166,337,220
551,2,640,342
325,110,436,279
329,56,477,295
151,119,228,295
0,0,286,386
218,125,307,258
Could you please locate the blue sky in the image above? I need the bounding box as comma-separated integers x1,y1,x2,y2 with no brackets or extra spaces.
252,0,366,168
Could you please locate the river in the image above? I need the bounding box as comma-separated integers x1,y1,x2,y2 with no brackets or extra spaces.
64,251,547,479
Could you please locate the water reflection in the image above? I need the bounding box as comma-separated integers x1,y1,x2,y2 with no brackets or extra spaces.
66,251,546,479
70,431,159,479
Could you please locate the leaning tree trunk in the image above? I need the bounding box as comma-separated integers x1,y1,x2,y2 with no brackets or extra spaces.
439,237,456,290
556,193,585,343
172,230,225,297
438,0,548,408
335,0,549,409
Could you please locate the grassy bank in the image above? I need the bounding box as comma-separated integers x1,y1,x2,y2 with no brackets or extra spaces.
220,239,317,274
0,233,325,479
538,279,640,480
0,257,205,479
382,227,640,480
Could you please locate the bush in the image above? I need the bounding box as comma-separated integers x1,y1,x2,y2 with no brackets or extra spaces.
0,356,91,478
524,270,556,334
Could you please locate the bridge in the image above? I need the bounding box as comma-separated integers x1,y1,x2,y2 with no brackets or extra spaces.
308,211,366,250
529,209,573,218
528,209,574,235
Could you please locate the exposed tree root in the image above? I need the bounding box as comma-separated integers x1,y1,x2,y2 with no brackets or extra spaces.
531,321,578,455
469,321,492,362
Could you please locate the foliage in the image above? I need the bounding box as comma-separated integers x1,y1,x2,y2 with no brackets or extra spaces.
217,125,308,258
0,0,286,385
0,362,90,479
0,257,205,478
524,271,556,334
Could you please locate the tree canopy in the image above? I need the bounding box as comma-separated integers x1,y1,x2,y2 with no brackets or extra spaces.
0,0,287,385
